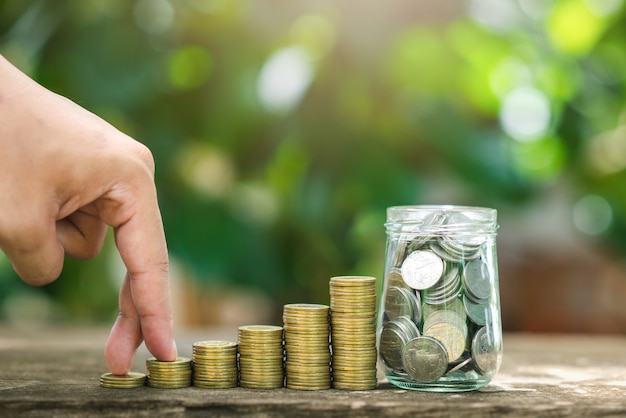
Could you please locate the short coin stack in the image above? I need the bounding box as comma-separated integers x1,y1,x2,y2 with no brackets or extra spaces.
329,276,378,390
238,325,284,389
192,341,238,389
283,303,331,390
145,357,192,389
100,372,146,389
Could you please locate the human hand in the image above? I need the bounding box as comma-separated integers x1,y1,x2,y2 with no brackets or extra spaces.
0,55,177,374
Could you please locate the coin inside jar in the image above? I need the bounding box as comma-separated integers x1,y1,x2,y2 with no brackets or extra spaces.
462,258,491,302
471,326,498,377
401,250,444,290
401,336,448,383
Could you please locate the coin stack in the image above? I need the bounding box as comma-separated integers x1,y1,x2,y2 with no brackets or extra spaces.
238,325,284,389
192,341,238,389
329,276,378,390
99,372,146,389
283,303,331,390
145,357,192,389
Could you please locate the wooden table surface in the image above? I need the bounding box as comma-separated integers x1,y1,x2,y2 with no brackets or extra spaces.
1,325,626,417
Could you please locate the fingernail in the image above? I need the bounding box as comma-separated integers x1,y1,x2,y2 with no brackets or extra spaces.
171,339,178,359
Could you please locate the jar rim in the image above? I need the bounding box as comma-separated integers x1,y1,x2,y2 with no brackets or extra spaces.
385,205,498,234
387,205,496,219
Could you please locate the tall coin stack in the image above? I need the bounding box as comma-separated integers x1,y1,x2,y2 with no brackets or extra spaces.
238,325,284,389
145,357,192,389
192,341,238,389
283,303,331,390
329,276,378,390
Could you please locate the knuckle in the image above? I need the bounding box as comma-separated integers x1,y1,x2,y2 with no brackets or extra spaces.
130,141,156,175
0,213,42,251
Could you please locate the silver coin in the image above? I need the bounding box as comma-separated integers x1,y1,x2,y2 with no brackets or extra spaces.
423,263,462,305
401,250,444,290
379,322,411,370
430,241,463,263
386,268,411,289
423,309,467,337
384,286,414,321
406,211,446,250
401,336,448,383
404,287,423,325
471,327,498,377
422,296,465,321
393,237,410,267
463,258,491,302
463,294,488,326
445,356,473,376
424,322,467,363
393,315,420,340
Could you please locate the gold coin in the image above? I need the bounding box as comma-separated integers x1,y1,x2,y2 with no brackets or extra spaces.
239,382,284,389
330,275,376,284
193,381,237,389
284,303,330,310
193,340,237,348
146,357,191,365
239,324,283,333
147,382,191,389
193,363,237,370
100,372,146,389
332,381,377,390
286,384,330,391
285,372,330,380
193,376,238,383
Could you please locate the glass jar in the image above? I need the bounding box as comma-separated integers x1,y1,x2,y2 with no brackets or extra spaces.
377,205,502,392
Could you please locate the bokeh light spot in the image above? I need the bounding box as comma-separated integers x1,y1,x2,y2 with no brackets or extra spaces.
175,144,235,198
133,0,174,35
587,125,626,176
572,194,612,235
489,58,531,98
467,0,519,32
228,182,280,228
289,14,336,60
547,0,606,55
584,0,623,18
167,45,213,90
500,86,551,142
511,135,567,180
257,46,314,114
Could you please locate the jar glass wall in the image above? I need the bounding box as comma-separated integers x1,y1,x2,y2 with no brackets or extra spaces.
377,205,502,392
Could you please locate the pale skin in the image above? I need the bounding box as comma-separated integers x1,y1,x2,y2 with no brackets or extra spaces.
0,55,177,374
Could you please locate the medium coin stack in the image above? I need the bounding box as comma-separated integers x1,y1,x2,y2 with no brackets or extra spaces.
329,276,378,390
192,341,238,389
283,303,331,390
238,325,284,389
99,372,146,389
379,210,498,384
145,357,192,388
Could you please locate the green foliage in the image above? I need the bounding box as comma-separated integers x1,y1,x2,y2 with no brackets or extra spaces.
1,0,626,321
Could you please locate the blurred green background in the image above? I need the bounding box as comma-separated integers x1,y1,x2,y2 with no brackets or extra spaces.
2,0,626,332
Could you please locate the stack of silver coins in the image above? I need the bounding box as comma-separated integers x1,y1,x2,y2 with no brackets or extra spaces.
379,210,498,385
99,372,146,389
238,325,284,389
283,303,331,390
329,276,378,390
145,357,192,389
192,341,238,389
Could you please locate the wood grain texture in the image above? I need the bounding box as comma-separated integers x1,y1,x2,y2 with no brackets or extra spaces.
1,327,626,417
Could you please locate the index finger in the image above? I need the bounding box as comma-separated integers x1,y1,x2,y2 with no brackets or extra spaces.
115,185,177,363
